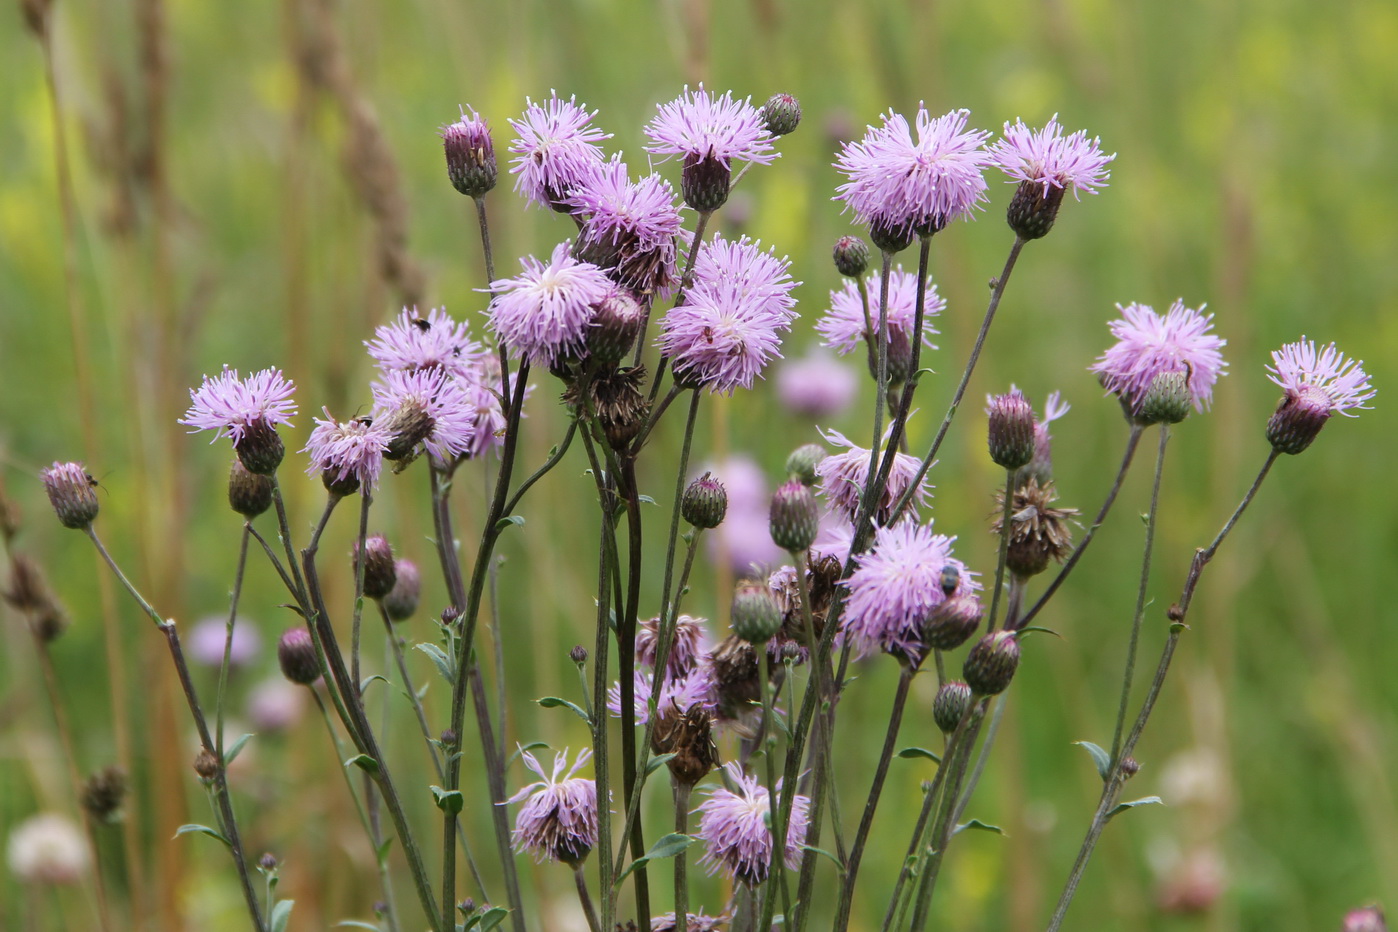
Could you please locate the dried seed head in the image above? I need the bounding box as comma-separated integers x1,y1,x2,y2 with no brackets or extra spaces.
992,479,1079,579
193,748,221,782
80,766,127,823
707,635,760,723
651,702,719,786
564,366,651,450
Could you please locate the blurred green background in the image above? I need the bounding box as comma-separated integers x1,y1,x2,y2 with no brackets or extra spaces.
2,0,1395,929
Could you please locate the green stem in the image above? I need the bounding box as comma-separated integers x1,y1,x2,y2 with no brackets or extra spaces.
216,525,252,760
756,647,792,932
673,780,692,931
987,468,1017,632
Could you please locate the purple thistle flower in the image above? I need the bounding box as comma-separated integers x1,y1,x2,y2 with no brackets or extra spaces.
818,267,943,381
303,408,391,492
568,157,682,296
506,747,598,866
815,428,930,525
40,461,100,529
690,234,800,325
834,106,991,247
696,761,810,886
840,522,974,660
636,613,710,676
181,366,297,445
990,115,1114,198
507,94,611,209
644,85,777,169
1266,338,1374,416
188,616,261,668
489,242,614,368
365,307,484,379
1091,300,1228,414
607,666,717,725
440,106,497,197
775,349,859,419
370,368,477,464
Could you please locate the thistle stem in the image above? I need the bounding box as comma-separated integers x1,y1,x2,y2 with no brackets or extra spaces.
987,467,1017,632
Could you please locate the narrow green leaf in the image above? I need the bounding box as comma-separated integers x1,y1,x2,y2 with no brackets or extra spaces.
375,836,394,865
800,845,845,872
1170,621,1188,634
955,819,1004,836
223,733,255,766
270,899,295,932
1015,625,1062,639
430,785,465,815
1074,741,1112,781
345,754,379,774
645,753,677,776
477,907,509,931
359,674,389,695
536,696,591,724
897,747,942,764
1108,796,1164,819
644,833,696,860
415,643,456,686
637,494,657,506
173,823,230,847
333,922,381,930
495,515,525,532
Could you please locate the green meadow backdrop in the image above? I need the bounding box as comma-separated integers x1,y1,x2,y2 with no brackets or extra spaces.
2,0,1395,929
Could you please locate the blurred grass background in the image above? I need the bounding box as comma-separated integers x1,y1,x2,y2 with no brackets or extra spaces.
1,0,1395,929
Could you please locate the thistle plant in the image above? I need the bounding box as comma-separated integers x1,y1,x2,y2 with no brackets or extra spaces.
16,84,1378,932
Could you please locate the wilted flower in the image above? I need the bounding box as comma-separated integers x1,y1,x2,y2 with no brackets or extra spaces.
993,478,1079,581
1091,300,1227,415
696,762,809,885
508,94,611,209
507,747,598,865
636,613,710,676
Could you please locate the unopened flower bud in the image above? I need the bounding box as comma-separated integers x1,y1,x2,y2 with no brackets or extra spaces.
868,218,916,255
569,645,588,665
233,419,286,476
381,559,420,622
442,108,497,198
1139,371,1193,425
440,606,462,628
681,152,730,212
258,853,278,872
1343,907,1389,932
730,582,782,645
987,390,1036,469
353,535,397,600
440,729,458,748
922,594,983,651
41,462,99,530
1006,180,1067,241
80,767,127,823
832,235,870,277
681,473,728,529
1265,385,1333,455
769,480,818,553
933,681,973,734
228,459,275,518
1119,756,1141,780
586,289,646,366
760,93,801,136
963,631,1021,696
193,748,221,782
785,443,827,486
277,628,321,685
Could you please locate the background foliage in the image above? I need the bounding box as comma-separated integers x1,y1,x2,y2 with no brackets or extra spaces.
1,0,1394,929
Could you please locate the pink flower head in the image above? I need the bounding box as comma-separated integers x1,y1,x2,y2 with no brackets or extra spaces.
508,94,612,208
365,307,484,380
815,428,930,525
489,242,614,367
644,85,777,169
1266,338,1374,417
370,367,477,464
568,157,682,296
696,762,810,886
636,613,710,677
690,234,800,325
440,106,496,197
776,349,859,419
181,367,297,445
303,408,390,492
188,616,261,668
507,747,598,865
990,115,1114,198
840,522,975,660
1091,300,1227,414
834,106,991,245
817,267,943,375
455,353,531,460
607,665,717,726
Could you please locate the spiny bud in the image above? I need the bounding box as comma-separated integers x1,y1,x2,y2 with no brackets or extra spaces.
233,419,286,476
963,631,1021,696
681,473,728,529
868,217,916,255
277,628,321,685
769,480,819,553
1266,385,1333,455
785,443,827,486
353,535,397,600
193,748,221,782
586,288,646,366
381,559,420,622
681,152,730,212
932,681,973,734
922,594,983,652
1139,371,1193,425
228,459,275,518
441,108,497,198
569,645,588,665
832,235,870,277
1006,180,1066,241
760,93,801,136
40,462,99,530
987,389,1036,469
730,582,782,645
80,767,127,823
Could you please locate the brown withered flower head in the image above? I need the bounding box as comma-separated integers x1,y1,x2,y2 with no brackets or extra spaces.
991,477,1079,580
706,634,761,725
564,366,651,450
651,700,719,786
